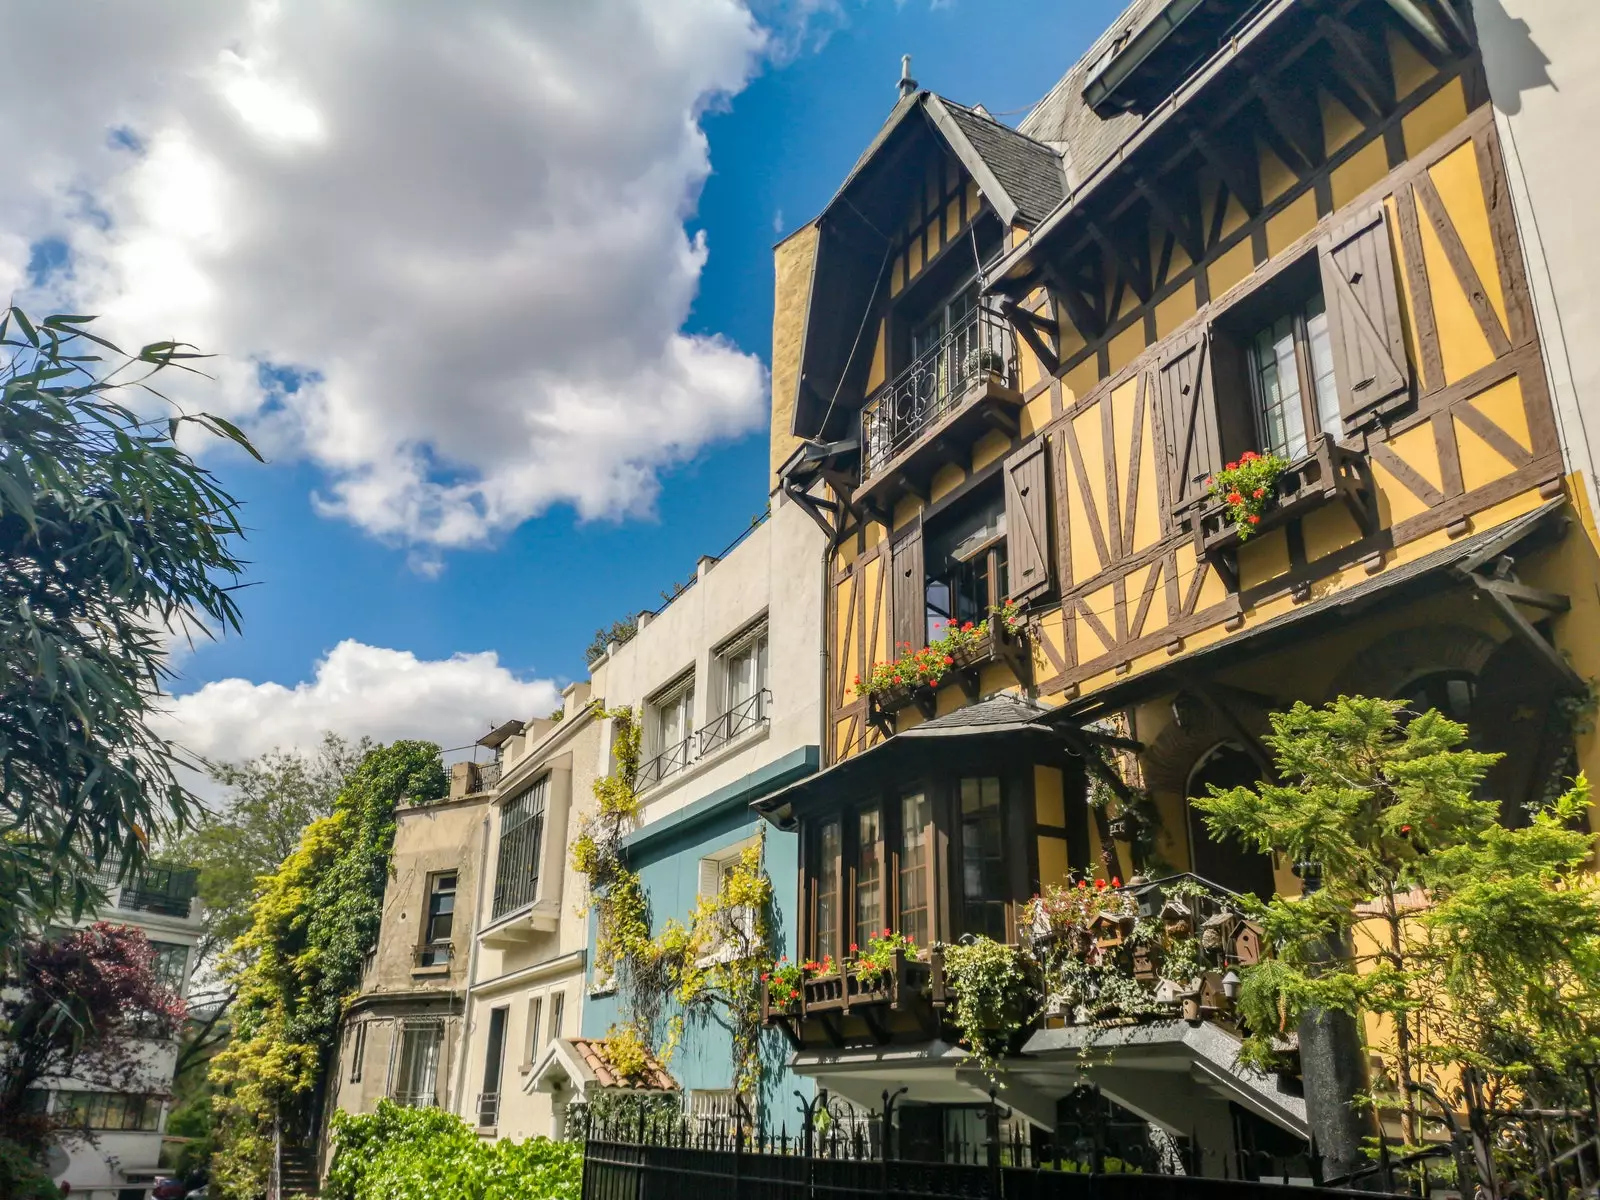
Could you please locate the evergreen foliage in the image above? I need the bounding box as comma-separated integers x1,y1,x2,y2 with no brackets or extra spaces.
325,1102,582,1200
206,741,446,1199
1192,695,1600,1141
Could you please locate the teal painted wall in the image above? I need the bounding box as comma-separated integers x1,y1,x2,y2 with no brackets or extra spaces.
582,748,817,1123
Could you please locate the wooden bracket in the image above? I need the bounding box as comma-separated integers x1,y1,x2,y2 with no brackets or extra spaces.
1000,300,1060,377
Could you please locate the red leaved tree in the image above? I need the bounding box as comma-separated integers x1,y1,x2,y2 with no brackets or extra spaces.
0,922,187,1154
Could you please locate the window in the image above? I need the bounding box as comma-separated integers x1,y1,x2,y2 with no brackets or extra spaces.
419,872,457,966
493,776,548,920
54,1091,162,1131
897,791,932,949
392,1020,444,1107
924,481,1007,644
349,1021,368,1083
1397,671,1476,724
479,1007,508,1127
641,674,696,788
703,626,769,755
523,995,543,1067
149,941,189,991
959,777,1008,940
1247,291,1340,461
854,808,884,949
814,819,841,961
697,843,758,964
549,990,565,1042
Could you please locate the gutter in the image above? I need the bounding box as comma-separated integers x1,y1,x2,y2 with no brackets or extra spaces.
1082,0,1209,116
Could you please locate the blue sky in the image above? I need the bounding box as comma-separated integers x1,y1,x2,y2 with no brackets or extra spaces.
183,1,1124,689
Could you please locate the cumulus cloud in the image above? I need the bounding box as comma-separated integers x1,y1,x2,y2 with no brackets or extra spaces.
155,640,561,771
0,1,774,549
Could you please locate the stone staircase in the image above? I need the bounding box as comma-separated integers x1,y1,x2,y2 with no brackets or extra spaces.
278,1143,320,1198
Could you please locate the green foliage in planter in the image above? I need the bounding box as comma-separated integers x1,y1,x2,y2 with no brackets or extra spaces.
1205,450,1288,540
326,1102,582,1200
939,937,1034,1081
853,929,916,986
854,619,992,699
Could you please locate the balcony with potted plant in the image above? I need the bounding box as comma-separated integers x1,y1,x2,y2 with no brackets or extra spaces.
856,601,1032,732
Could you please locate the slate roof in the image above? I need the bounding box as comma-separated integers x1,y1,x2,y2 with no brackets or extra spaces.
938,100,1065,226
904,694,1052,733
567,1037,678,1092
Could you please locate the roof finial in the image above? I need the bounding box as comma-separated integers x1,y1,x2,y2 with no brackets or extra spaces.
898,54,918,99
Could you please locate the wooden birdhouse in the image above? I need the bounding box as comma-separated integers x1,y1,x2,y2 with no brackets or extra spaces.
1160,897,1193,939
1200,910,1238,953
1131,943,1162,982
1090,911,1127,951
1153,979,1185,1007
1199,971,1229,1013
1232,921,1264,966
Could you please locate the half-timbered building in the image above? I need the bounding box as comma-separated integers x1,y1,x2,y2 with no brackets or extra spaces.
756,0,1600,1176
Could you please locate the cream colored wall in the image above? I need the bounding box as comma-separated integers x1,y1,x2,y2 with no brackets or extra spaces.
588,493,824,827
456,963,584,1139
771,222,819,485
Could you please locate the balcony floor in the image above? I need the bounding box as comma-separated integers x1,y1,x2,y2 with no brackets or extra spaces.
856,375,1023,515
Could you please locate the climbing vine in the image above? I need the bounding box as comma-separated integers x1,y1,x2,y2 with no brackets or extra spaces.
571,710,778,1099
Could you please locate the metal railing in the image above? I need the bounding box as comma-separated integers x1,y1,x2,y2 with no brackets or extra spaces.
477,1091,501,1128
637,734,695,792
861,305,1017,479
115,864,200,918
390,1090,438,1109
415,942,453,969
698,689,770,757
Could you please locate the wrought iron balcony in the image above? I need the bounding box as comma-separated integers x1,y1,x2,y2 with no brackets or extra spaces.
414,941,453,969
390,1090,438,1109
115,864,200,919
860,305,1018,482
637,734,695,792
698,689,770,757
477,1090,501,1128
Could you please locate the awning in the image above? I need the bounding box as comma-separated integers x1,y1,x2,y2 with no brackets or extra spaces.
525,1037,678,1098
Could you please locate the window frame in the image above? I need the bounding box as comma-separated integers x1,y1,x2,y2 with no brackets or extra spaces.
641,670,698,789
492,774,549,920
521,995,544,1071
418,870,459,966
704,622,770,756
1243,291,1340,463
549,990,566,1043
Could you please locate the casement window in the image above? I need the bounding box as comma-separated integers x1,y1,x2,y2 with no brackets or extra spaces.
959,777,1009,941
391,1020,444,1107
923,483,1008,646
897,791,933,949
53,1091,162,1131
148,941,189,991
703,624,768,756
418,871,457,966
478,1006,508,1127
549,990,566,1042
349,1021,368,1083
1155,203,1412,511
697,840,759,964
522,995,543,1068
493,776,548,920
853,807,885,950
813,818,842,962
641,673,696,789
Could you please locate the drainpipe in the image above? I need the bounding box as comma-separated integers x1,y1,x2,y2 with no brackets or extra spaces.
450,811,493,1120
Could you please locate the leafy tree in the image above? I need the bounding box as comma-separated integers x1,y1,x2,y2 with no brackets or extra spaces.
584,616,637,666
167,734,369,1080
207,740,446,1200
0,923,186,1154
1193,696,1600,1146
0,309,257,966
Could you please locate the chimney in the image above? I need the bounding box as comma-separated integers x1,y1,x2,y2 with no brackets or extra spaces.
898,54,918,99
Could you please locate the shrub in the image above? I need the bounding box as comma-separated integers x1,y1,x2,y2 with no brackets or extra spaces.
326,1102,583,1200
0,1138,60,1200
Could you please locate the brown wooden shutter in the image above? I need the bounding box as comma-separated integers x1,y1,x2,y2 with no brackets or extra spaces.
890,521,926,652
1004,437,1052,603
1154,325,1222,510
1319,203,1411,430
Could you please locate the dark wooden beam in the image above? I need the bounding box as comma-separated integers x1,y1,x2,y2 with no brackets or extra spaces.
1253,76,1324,173
1136,177,1205,264
1188,125,1262,217
1089,219,1152,305
1042,264,1106,341
1316,15,1395,116
1000,299,1061,377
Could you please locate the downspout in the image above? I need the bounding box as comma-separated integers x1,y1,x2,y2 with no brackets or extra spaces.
450,810,493,1119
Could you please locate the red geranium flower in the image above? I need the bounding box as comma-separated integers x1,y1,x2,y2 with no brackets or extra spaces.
850,943,858,953
1226,461,1239,471
1252,488,1265,499
1248,514,1260,525
1241,450,1258,461
1094,878,1106,890
944,655,954,665
1111,877,1121,887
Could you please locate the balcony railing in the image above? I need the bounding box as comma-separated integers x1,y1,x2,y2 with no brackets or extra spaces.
115,864,200,919
637,734,695,792
415,942,453,969
477,1091,501,1128
860,305,1017,479
697,689,770,757
390,1090,438,1109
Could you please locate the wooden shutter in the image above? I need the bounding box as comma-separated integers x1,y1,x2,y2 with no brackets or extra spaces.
1154,325,1222,510
1004,437,1053,602
697,857,721,903
890,522,926,652
1319,203,1411,429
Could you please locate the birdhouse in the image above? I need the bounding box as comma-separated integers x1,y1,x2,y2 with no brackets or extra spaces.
1232,921,1264,966
1181,996,1202,1021
1131,943,1162,982
1199,971,1229,1013
1160,897,1193,939
1152,979,1186,1007
1090,912,1127,950
1200,910,1238,953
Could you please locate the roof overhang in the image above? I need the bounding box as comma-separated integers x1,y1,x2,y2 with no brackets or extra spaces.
477,719,526,750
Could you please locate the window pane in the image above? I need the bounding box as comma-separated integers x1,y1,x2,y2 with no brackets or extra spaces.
960,777,1007,940
493,779,547,919
1251,315,1308,460
1304,294,1341,440
855,808,883,950
815,819,841,960
550,991,565,1041
898,792,931,948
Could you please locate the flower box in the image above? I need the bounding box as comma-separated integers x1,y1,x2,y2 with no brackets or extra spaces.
1183,436,1376,591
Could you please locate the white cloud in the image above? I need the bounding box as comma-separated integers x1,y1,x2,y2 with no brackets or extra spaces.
0,1,775,550
155,639,560,770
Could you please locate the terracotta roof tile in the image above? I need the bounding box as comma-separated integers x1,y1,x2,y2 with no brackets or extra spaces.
566,1037,678,1092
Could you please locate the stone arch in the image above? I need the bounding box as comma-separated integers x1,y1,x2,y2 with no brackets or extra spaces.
1143,697,1273,798
1323,623,1500,706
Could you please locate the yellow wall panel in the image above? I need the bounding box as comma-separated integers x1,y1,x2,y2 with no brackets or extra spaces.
1390,421,1446,491
1372,459,1432,525
1220,193,1249,240
1258,144,1297,204
979,662,1020,696
1110,374,1139,499
1035,765,1066,826
834,534,859,569
1076,585,1117,660
1057,319,1088,369
1403,77,1468,159
1018,335,1041,393
1107,321,1147,377
770,222,820,484
1304,502,1364,560
866,319,887,393
1021,389,1053,438
1429,139,1509,334
1468,376,1531,452
930,462,967,504
1267,190,1318,258
1155,281,1198,339
1418,199,1496,383
1385,194,1429,393
834,718,855,761
864,519,887,549
1126,560,1166,636
1209,238,1256,302
944,197,961,245
1064,354,1102,406
1455,415,1518,493
1071,406,1111,582
908,234,923,278
1038,837,1071,889
1237,527,1290,590
1322,92,1364,156
972,429,1011,473
892,494,922,530
1132,402,1162,553
1036,608,1070,671
1331,138,1388,210
890,255,904,297
966,179,980,218
863,554,889,669
1388,27,1435,99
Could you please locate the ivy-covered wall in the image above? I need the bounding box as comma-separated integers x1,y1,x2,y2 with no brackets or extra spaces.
582,748,816,1120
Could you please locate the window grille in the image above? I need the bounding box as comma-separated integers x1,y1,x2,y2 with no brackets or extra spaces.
492,777,548,919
